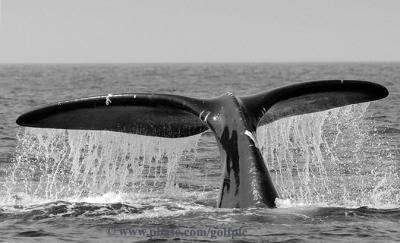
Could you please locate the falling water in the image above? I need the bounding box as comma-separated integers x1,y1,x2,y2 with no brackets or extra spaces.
1,128,215,204
2,104,399,208
258,103,400,207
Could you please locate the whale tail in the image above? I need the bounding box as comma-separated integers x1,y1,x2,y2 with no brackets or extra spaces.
16,80,388,208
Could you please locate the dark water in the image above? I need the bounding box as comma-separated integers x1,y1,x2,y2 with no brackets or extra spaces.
0,63,399,242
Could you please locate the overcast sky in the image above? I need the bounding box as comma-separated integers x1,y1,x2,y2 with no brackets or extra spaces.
0,0,399,63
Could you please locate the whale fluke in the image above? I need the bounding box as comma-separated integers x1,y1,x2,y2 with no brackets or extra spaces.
16,94,209,138
16,80,389,208
241,80,389,127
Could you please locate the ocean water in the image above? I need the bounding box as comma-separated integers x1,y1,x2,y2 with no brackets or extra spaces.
0,63,399,242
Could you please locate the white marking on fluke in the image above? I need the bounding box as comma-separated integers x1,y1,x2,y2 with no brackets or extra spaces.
199,111,205,119
204,112,211,122
105,94,113,106
262,107,267,114
199,110,211,123
341,80,344,84
245,130,259,147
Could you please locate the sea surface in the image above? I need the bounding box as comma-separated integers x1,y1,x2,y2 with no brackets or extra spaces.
0,63,399,242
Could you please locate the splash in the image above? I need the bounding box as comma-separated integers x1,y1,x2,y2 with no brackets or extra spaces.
258,103,400,208
2,104,398,209
1,128,218,205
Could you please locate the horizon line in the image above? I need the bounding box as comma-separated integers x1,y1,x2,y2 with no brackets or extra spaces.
1,60,400,65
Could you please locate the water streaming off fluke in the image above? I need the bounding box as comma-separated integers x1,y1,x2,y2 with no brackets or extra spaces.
258,103,400,207
2,103,399,208
1,129,219,205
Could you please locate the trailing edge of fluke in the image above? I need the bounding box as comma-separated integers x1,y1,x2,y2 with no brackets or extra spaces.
16,80,389,208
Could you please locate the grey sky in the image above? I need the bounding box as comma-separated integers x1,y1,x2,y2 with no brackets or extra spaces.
0,0,399,63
